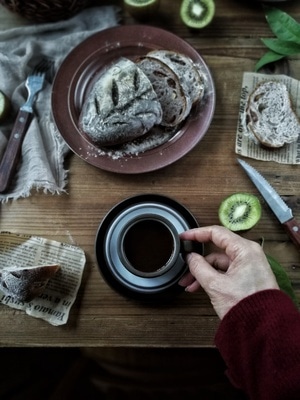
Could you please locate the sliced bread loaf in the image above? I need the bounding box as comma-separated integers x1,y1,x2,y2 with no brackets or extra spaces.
136,56,189,127
79,57,163,146
246,80,300,148
146,50,205,105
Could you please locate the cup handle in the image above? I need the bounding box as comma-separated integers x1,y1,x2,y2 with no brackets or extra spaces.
180,240,203,255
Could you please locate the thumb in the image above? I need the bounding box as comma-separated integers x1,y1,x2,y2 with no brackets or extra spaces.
186,252,220,292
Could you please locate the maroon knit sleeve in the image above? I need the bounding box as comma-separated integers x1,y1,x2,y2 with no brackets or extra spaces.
215,289,300,400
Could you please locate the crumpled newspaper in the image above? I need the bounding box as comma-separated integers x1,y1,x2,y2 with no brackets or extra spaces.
0,231,86,326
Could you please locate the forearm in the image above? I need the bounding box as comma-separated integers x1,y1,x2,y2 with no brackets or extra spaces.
215,289,300,400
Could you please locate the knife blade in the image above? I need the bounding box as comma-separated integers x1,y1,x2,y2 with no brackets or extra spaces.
237,158,300,250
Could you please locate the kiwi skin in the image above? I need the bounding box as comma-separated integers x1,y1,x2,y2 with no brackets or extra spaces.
124,0,160,20
218,192,262,232
180,0,215,29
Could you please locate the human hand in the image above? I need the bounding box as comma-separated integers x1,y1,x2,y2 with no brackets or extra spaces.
178,225,279,319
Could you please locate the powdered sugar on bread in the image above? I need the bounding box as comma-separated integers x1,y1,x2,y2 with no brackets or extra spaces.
79,51,208,150
246,81,300,148
79,57,163,146
0,264,60,302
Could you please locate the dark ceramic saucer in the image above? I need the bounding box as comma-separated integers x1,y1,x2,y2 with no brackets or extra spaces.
95,194,203,301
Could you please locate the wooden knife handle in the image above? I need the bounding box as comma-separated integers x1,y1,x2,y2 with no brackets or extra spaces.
283,218,300,251
0,109,32,193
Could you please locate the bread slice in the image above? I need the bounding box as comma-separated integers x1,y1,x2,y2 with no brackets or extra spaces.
146,50,205,105
136,56,189,127
0,264,60,302
246,80,300,148
79,57,163,146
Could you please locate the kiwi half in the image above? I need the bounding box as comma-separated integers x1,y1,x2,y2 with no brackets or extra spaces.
124,0,160,20
218,193,262,232
180,0,215,29
0,90,11,123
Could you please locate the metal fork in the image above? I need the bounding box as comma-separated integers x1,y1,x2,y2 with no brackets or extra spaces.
0,58,54,193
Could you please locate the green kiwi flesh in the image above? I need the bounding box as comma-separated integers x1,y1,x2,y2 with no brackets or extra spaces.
218,193,262,232
0,90,11,123
124,0,160,19
125,0,158,5
180,0,215,29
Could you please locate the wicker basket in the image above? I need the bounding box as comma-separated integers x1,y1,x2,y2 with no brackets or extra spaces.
0,0,90,22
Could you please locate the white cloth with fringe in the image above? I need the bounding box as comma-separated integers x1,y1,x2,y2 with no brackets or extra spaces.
0,5,119,201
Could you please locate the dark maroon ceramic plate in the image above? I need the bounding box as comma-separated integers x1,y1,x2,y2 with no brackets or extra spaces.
52,25,215,174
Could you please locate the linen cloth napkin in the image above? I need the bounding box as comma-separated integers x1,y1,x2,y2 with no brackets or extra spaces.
0,5,119,202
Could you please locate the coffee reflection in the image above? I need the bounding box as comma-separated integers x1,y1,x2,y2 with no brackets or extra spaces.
122,219,175,274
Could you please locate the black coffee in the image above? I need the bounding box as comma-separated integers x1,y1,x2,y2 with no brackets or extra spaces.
123,219,174,274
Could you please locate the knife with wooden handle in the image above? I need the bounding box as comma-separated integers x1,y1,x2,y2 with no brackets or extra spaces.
238,158,300,250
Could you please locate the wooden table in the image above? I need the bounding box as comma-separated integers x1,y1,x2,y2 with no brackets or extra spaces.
0,0,299,348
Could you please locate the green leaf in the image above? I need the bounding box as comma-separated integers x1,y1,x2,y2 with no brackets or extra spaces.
265,7,300,44
266,254,299,308
261,38,300,55
254,50,285,72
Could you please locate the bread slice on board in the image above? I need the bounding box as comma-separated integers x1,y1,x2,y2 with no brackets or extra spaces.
246,80,300,148
136,56,189,127
80,57,163,146
0,264,60,302
146,50,205,106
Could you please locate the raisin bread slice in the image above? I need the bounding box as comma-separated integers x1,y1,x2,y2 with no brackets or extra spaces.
146,50,205,105
0,264,60,302
79,57,163,146
246,81,300,148
136,56,189,127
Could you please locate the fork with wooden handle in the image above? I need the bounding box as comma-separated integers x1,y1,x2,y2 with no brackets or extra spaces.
0,58,53,193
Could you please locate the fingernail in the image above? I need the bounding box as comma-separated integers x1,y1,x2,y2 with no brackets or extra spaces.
178,278,185,286
186,253,194,263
